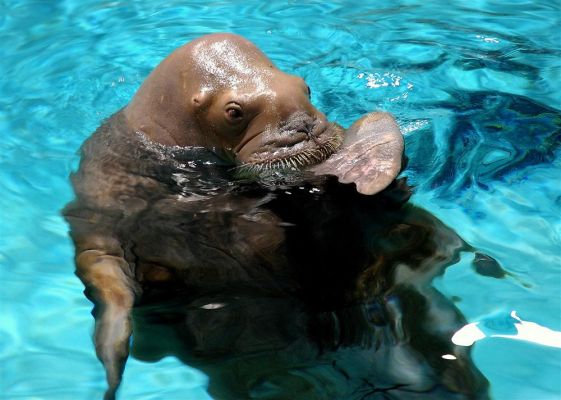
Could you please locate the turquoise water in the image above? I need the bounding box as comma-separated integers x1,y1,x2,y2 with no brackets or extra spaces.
1,0,560,399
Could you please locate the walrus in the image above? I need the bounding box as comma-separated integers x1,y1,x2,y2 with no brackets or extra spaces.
127,189,489,400
122,32,403,192
64,33,486,399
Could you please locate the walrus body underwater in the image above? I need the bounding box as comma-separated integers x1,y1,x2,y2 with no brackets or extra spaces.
64,33,489,399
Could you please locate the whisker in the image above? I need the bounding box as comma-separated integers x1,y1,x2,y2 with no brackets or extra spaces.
232,132,342,180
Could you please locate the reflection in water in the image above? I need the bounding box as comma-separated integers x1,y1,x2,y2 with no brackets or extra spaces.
404,91,561,199
65,114,489,399
453,311,561,349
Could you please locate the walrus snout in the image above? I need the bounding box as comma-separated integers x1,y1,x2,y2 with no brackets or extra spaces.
234,116,343,177
279,111,320,134
273,111,329,144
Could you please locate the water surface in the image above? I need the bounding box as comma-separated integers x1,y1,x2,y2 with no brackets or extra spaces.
1,1,560,399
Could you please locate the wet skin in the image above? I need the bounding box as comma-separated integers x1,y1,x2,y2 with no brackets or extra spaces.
64,33,487,399
123,33,403,193
129,181,490,400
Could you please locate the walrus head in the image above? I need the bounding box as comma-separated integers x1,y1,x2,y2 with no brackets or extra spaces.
124,33,343,179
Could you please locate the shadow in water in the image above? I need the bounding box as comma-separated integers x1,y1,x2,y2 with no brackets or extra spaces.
65,117,489,399
405,91,561,198
130,183,488,399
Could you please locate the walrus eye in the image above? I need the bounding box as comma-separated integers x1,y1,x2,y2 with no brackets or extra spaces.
225,103,243,122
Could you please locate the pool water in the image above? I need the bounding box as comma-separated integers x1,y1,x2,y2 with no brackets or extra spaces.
1,1,560,399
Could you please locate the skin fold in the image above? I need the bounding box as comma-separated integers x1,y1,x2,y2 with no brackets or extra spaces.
64,33,487,399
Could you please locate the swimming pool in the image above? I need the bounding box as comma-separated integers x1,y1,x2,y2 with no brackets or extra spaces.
1,0,559,399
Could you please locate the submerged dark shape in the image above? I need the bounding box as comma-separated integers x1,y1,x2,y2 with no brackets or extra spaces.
473,252,506,279
125,182,490,400
64,33,488,399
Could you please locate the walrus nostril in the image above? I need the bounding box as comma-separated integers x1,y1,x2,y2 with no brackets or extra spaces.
305,129,321,145
279,111,316,132
279,112,328,144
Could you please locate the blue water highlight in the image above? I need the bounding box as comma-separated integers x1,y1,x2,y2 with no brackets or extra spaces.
1,1,560,399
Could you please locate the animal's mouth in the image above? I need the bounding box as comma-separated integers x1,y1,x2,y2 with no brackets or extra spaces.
234,122,344,178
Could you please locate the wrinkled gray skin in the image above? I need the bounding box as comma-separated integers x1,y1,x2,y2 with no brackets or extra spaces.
68,33,405,399
312,112,404,195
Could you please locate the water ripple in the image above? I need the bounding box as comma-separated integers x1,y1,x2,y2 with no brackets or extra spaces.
1,1,559,399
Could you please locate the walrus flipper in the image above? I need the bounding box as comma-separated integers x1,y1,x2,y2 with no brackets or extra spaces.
76,249,140,400
311,112,404,195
